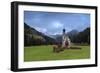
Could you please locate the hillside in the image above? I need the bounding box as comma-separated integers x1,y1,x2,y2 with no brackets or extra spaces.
49,30,79,43
49,28,90,44
73,27,90,44
24,23,56,46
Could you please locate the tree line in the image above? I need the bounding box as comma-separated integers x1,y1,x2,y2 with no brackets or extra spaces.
24,23,90,46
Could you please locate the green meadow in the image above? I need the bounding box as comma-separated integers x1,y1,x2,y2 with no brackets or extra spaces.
24,45,90,62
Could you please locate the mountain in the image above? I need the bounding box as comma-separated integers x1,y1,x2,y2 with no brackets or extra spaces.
66,30,79,42
73,27,90,44
48,28,90,44
24,23,44,35
49,30,79,43
67,30,79,37
24,22,90,46
49,34,61,39
24,23,56,46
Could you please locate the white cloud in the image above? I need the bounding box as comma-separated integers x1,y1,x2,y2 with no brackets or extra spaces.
35,27,47,34
53,32,62,35
52,21,64,28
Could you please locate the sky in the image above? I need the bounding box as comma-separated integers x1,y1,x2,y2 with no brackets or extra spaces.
24,11,90,35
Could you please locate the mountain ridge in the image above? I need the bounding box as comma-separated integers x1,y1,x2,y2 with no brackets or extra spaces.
24,23,56,46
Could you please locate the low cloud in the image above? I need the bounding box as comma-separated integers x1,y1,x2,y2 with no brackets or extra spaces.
52,21,64,29
35,27,47,34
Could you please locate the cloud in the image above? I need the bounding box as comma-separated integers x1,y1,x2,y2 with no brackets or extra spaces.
35,27,47,34
25,11,90,35
52,21,64,29
53,32,62,35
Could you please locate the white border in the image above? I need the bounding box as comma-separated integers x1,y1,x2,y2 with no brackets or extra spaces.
18,5,95,68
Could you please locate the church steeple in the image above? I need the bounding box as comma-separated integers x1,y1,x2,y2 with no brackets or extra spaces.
63,28,65,34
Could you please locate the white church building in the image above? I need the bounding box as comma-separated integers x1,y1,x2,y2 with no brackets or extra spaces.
62,29,71,48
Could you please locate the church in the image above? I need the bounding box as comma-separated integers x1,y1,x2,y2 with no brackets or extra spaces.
53,28,71,53
62,29,71,48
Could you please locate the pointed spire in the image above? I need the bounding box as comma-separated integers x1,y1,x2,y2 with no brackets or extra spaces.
63,28,65,34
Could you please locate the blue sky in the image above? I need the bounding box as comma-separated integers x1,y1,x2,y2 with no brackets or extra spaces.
24,11,90,35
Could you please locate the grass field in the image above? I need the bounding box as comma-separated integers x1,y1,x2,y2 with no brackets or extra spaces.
24,45,90,62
